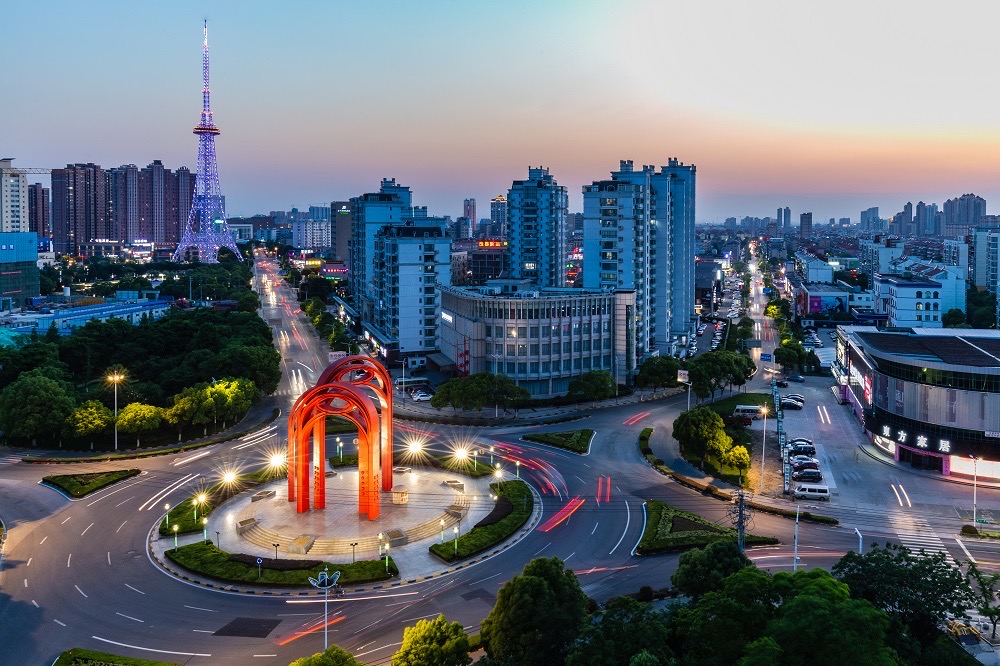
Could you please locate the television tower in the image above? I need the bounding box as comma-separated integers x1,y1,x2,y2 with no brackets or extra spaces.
173,21,242,263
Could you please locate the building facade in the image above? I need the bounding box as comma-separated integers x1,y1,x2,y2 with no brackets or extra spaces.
943,193,986,238
507,167,568,288
350,179,414,321
835,327,1000,478
439,279,637,396
27,183,49,239
0,159,28,233
799,212,813,237
873,261,965,328
0,232,39,308
489,195,507,237
291,219,332,250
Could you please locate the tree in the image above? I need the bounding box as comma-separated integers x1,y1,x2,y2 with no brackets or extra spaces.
65,400,113,441
832,542,973,636
671,539,752,599
773,345,799,372
565,596,673,666
672,406,728,468
392,614,471,666
116,403,163,447
628,651,662,666
942,308,967,328
480,557,587,666
288,645,361,666
967,562,1000,640
0,370,76,444
635,356,681,395
567,370,616,402
727,445,751,483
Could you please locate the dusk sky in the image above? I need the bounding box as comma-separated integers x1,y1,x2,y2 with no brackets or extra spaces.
4,0,1000,223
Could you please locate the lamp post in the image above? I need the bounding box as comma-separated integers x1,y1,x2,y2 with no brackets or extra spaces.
515,460,520,479
378,532,384,557
337,437,343,462
215,530,220,548
385,543,391,573
351,542,358,564
172,524,179,550
163,503,170,528
758,405,769,494
273,543,279,561
489,446,495,466
440,518,445,543
854,528,863,554
308,567,340,652
453,526,459,556
106,370,124,451
202,517,208,542
971,455,981,525
474,449,480,470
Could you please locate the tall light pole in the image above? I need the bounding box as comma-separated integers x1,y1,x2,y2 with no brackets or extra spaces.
308,568,340,652
758,405,769,494
854,528,863,554
792,505,800,572
106,370,124,451
971,455,981,525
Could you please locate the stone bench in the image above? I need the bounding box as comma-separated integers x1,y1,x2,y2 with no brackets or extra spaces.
385,528,408,547
236,518,257,535
251,490,276,502
392,466,412,475
445,504,468,518
444,480,465,494
391,485,409,505
289,535,315,554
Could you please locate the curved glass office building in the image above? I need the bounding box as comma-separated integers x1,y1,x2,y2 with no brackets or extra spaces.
835,326,1000,479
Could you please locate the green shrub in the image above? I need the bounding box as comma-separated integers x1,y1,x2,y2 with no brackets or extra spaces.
637,500,778,555
55,647,180,665
429,480,532,562
961,524,980,537
42,469,140,498
166,540,396,586
522,429,594,454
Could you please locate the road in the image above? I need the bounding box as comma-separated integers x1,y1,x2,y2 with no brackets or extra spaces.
0,250,998,664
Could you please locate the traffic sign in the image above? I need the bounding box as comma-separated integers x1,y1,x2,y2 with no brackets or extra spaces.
976,519,988,524
761,353,772,362
256,557,263,564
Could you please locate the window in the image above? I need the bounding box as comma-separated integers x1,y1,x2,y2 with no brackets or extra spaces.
925,302,931,311
506,361,516,374
574,358,582,370
604,338,612,349
563,341,571,353
915,303,923,311
542,343,550,354
518,344,527,356
507,326,516,338
563,359,572,371
933,303,939,311
542,361,551,372
507,344,515,356
530,344,539,355
530,362,539,373
518,362,527,374
518,326,527,338
916,291,922,298
933,291,939,298
529,326,539,338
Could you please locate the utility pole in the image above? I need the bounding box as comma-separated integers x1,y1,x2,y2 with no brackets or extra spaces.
728,489,752,553
793,504,800,571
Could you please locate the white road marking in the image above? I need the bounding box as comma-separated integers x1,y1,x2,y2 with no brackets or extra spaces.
253,655,278,658
23,578,27,588
61,517,71,525
81,522,94,536
609,500,631,555
564,551,576,562
139,474,198,511
26,557,31,567
956,537,977,564
631,502,648,557
54,620,66,627
591,522,599,535
125,583,145,595
192,629,213,633
39,536,47,545
469,572,502,586
399,613,440,624
116,520,128,533
31,600,38,608
890,484,903,507
898,485,912,508
354,642,403,658
67,554,72,568
531,543,551,557
91,636,211,658
116,612,143,623
115,496,135,508
107,552,111,565
173,450,212,467
285,591,420,603
183,605,218,612
75,584,87,598
86,476,150,506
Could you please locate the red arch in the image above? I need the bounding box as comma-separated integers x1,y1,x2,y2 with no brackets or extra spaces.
287,356,393,520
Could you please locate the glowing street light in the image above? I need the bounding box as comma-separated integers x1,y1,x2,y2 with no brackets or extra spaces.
453,526,459,556
163,503,170,527
222,471,237,486
494,468,504,481
202,517,209,541
440,518,445,543
172,524,179,550
489,446,495,465
193,493,207,521
337,436,343,462
106,370,125,451
454,448,469,463
385,543,391,573
407,440,423,455
516,460,520,479
758,405,769,494
378,532,384,556
269,452,286,469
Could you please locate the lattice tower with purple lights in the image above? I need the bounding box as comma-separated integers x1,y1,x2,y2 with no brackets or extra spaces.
173,21,242,263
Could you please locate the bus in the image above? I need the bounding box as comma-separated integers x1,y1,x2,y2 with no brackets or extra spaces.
394,376,430,392
732,405,764,419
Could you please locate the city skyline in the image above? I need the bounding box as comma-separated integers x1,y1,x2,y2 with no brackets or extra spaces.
4,1,1000,222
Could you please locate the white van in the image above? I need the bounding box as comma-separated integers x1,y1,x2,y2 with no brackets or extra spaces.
732,405,763,419
792,484,830,501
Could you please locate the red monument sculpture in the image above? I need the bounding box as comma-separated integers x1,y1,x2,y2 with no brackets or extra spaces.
287,356,393,520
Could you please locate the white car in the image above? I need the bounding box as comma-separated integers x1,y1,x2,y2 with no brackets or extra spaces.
411,392,432,402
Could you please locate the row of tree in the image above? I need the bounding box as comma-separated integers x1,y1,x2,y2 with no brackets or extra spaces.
301,298,358,354
0,374,259,447
293,538,990,665
429,372,530,413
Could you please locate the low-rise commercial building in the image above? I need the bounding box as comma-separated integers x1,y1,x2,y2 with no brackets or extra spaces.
873,261,965,328
438,279,636,397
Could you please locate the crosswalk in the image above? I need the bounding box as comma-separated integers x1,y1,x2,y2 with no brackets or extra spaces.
0,454,20,467
891,514,958,567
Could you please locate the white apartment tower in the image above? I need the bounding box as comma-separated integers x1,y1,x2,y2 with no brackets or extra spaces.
582,159,697,358
350,179,414,321
0,159,28,233
507,167,568,288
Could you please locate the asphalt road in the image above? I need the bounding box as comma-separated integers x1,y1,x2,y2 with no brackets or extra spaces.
0,251,997,665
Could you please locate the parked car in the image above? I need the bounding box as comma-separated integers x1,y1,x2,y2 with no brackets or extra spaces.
775,380,789,388
787,375,805,382
780,399,803,410
792,469,824,482
789,455,819,466
787,437,814,446
791,460,820,472
726,415,753,427
783,394,805,403
411,392,432,402
788,444,817,457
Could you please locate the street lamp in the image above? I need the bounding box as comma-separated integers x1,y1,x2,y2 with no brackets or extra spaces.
515,460,520,479
453,526,459,556
337,437,343,462
758,405,769,494
172,524,179,550
215,530,220,548
163,503,170,527
440,518,445,543
385,543,391,573
378,532,384,556
202,517,208,541
307,567,340,652
489,446,495,466
273,542,280,561
106,370,125,451
350,542,358,564
193,493,207,521
971,455,981,525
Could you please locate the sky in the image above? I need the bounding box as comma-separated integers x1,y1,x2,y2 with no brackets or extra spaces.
4,0,1000,223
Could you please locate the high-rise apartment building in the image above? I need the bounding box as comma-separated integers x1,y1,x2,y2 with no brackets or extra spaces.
0,159,28,233
27,183,50,238
507,167,568,288
107,165,139,243
582,159,697,358
943,193,987,238
52,163,108,255
308,205,331,223
782,206,791,230
799,212,813,237
914,201,939,236
0,232,39,307
463,198,476,226
490,195,507,236
105,161,193,246
860,207,880,232
291,219,332,249
350,178,414,320
369,218,451,359
330,201,353,261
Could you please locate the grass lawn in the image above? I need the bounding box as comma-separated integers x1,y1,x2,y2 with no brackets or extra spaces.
166,540,397,586
55,648,180,666
701,455,746,487
158,467,283,536
429,480,532,562
42,469,140,499
521,429,594,454
636,500,778,555
707,393,772,419
326,416,358,435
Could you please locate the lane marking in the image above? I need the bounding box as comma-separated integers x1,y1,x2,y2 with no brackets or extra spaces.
81,522,94,536
61,517,71,525
399,613,440,624
26,557,31,567
116,520,128,533
39,536,47,545
125,583,146,595
115,496,135,508
591,522,599,535
116,612,144,623
564,551,576,562
75,584,87,598
254,656,278,658
890,484,903,507
67,554,72,568
609,500,632,555
173,450,212,467
91,636,211,658
54,620,66,627
469,572,502,586
898,485,912,508
193,629,213,633
354,642,403,658
31,600,38,608
139,473,197,511
285,591,419,603
531,543,551,557
23,578,27,588
184,605,218,612
107,552,111,566
957,538,977,564
86,476,150,507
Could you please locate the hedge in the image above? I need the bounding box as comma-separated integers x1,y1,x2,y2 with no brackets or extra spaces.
158,467,281,536
521,429,594,454
429,480,532,562
54,648,180,666
636,500,779,555
669,471,839,525
165,540,397,586
23,407,281,464
42,469,140,498
475,496,513,528
328,453,495,478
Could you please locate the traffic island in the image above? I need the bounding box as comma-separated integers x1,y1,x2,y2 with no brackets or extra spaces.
54,647,179,666
636,500,779,555
41,469,140,498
